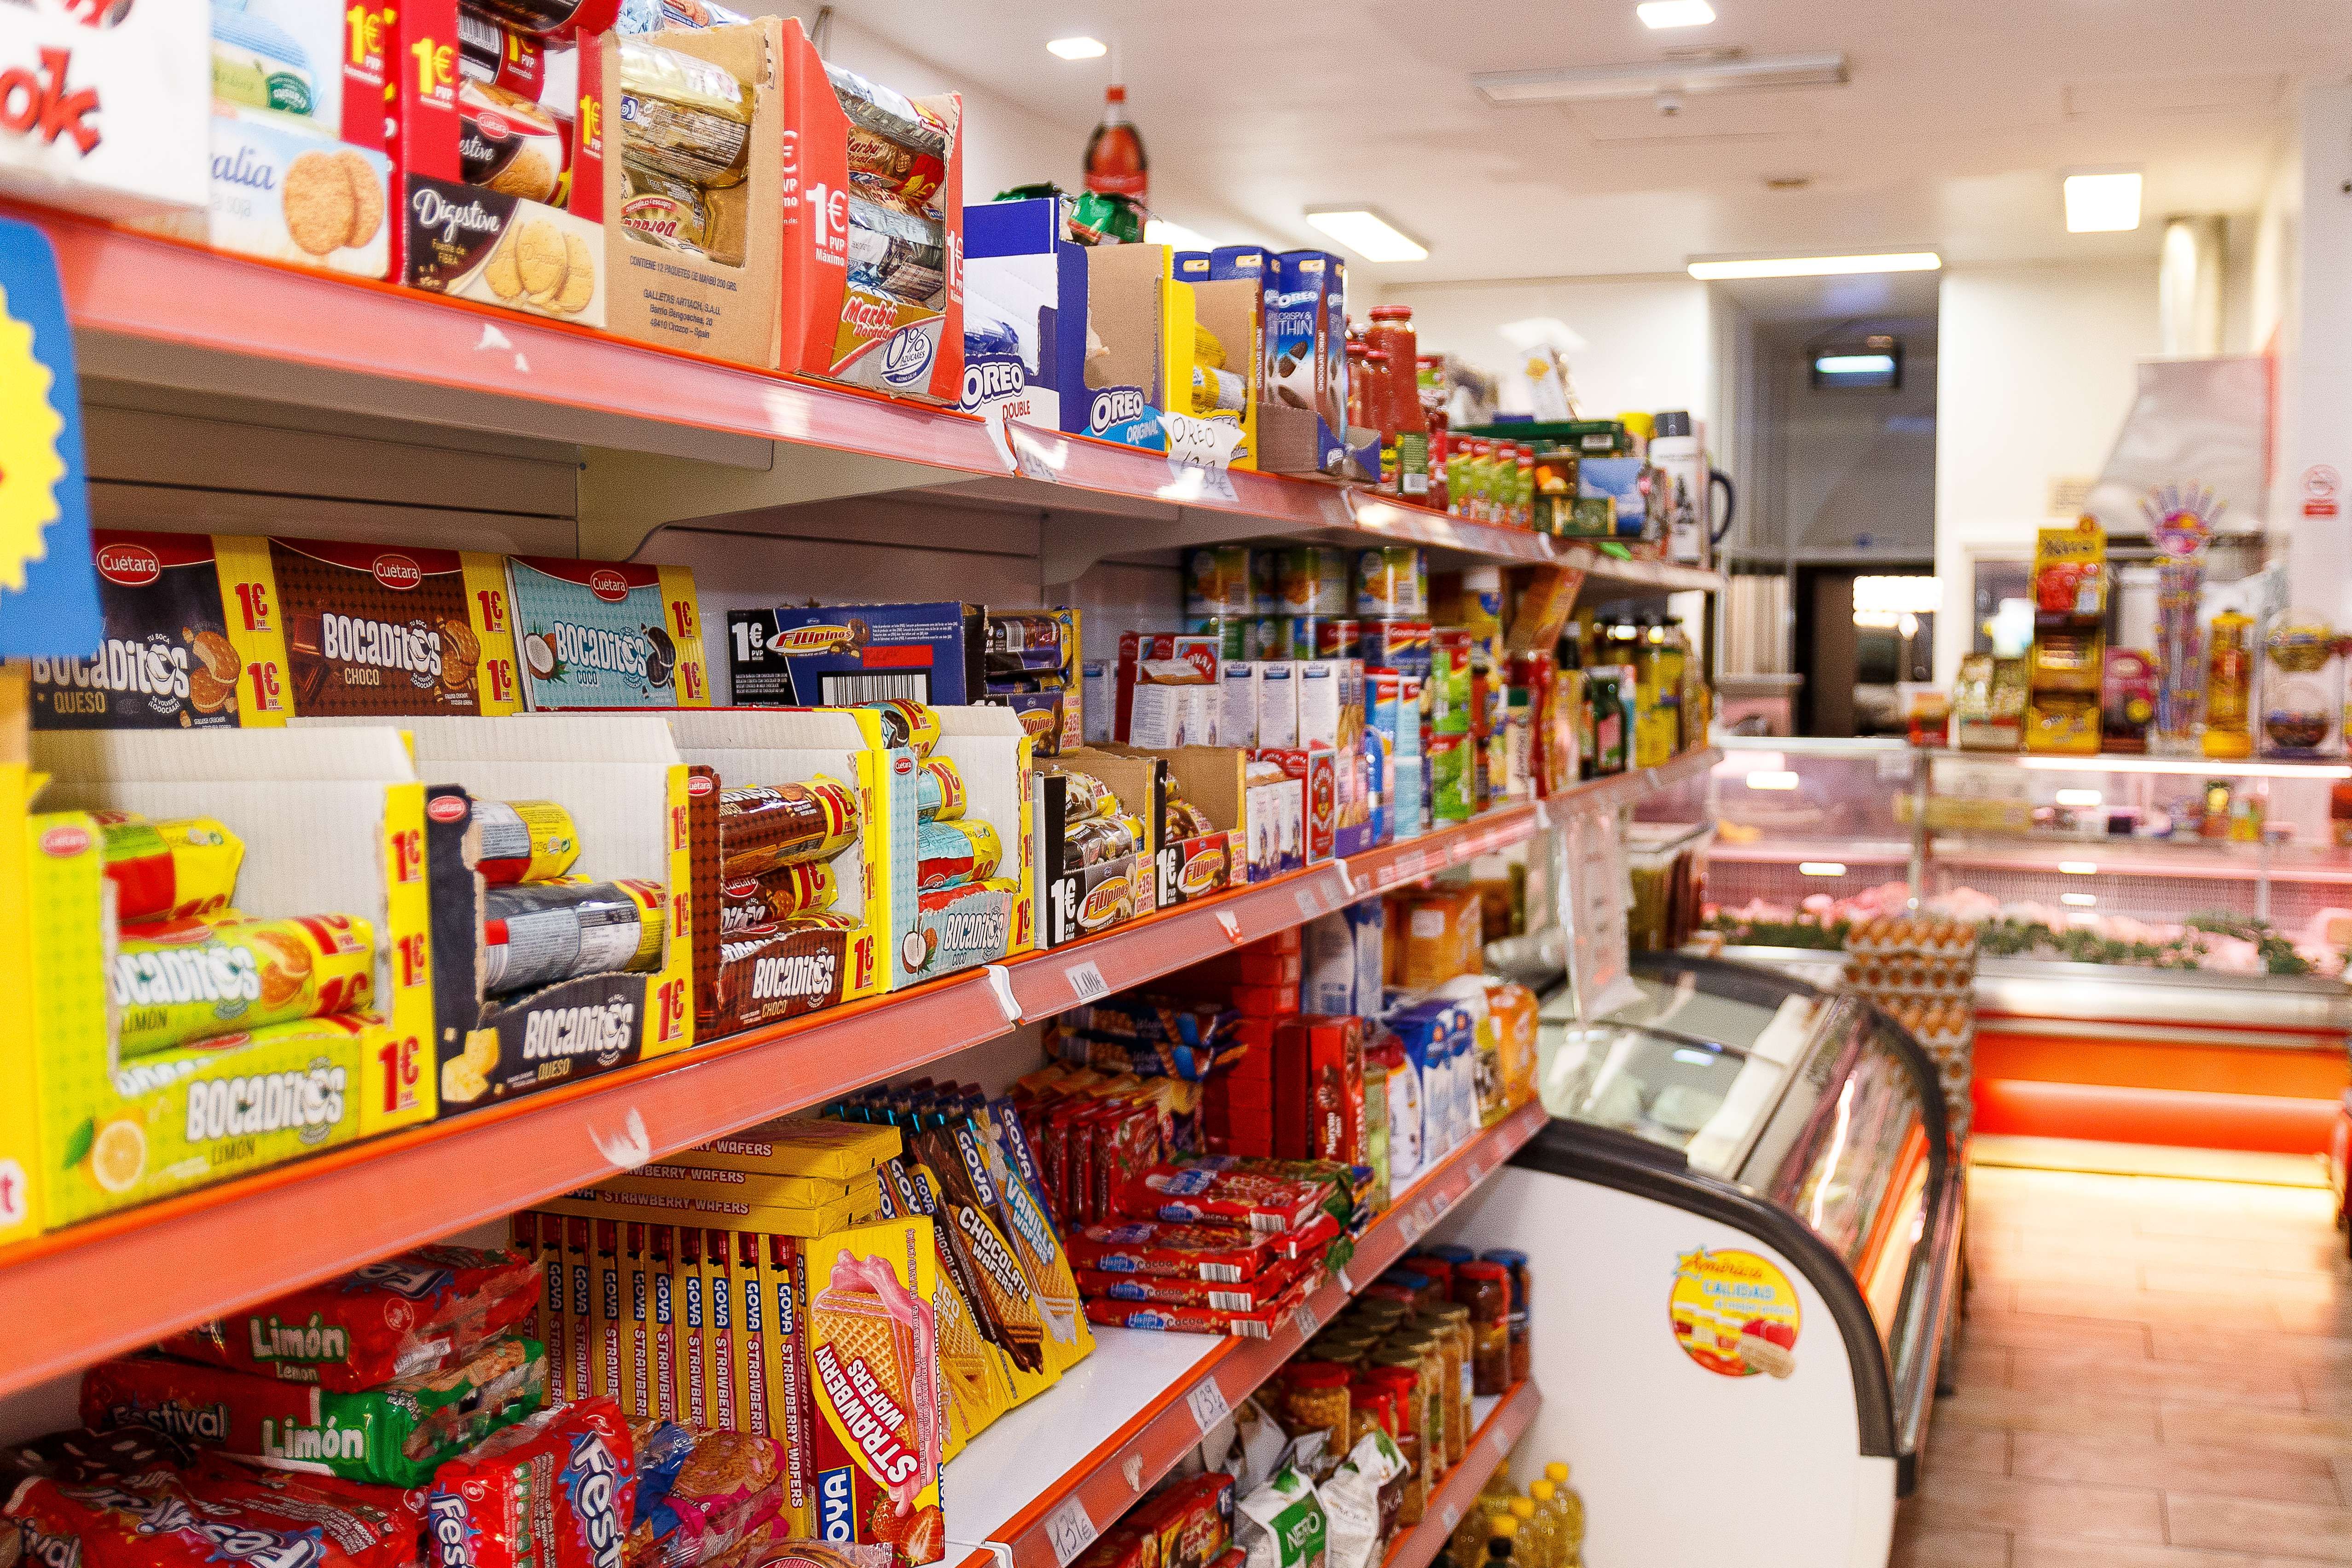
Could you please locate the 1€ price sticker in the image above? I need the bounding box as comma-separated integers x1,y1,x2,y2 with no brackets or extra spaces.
1046,1499,1098,1568
1186,1377,1233,1434
1066,959,1110,1005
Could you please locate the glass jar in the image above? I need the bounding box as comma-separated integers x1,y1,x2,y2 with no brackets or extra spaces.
1279,1362,1354,1469
1361,1365,1425,1524
1456,1260,1513,1396
1406,1310,1470,1466
1378,1334,1448,1486
1480,1248,1532,1387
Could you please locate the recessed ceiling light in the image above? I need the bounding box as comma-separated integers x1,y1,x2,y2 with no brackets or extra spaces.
1047,35,1107,59
1305,208,1427,263
1637,0,1715,26
2064,170,2142,232
1797,862,1848,877
1689,251,1941,280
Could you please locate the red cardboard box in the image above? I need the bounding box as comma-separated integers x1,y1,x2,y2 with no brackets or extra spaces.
1273,1014,1364,1165
1251,748,1336,863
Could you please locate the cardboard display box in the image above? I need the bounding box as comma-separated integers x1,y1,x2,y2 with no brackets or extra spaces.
1080,243,1191,452
1187,273,1259,472
666,706,894,1035
774,15,963,402
0,0,207,219
1032,746,1159,949
962,197,1088,432
1096,744,1249,904
1258,250,1376,480
593,20,782,366
309,713,696,1114
899,706,1033,987
21,725,437,1229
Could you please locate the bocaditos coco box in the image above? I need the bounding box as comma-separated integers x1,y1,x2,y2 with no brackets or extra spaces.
507,557,711,711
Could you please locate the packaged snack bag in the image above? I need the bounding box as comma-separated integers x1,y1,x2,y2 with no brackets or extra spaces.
425,1396,637,1568
81,1338,545,1488
625,1420,789,1568
6,1455,425,1568
158,1246,539,1390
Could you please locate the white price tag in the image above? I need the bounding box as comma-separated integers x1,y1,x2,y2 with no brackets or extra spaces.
1440,1503,1461,1532
1332,861,1357,899
1214,908,1245,943
1464,1156,1487,1185
1065,960,1111,1005
1009,424,1063,484
1392,851,1428,885
1294,887,1322,920
1491,1427,1512,1459
1398,1204,1427,1244
1293,1299,1321,1337
1533,798,1553,832
979,964,1023,1024
1046,1500,1098,1568
1338,1266,1356,1294
1186,1377,1233,1433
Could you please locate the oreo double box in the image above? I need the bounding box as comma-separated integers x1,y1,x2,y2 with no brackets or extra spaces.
962,197,1087,431
726,601,984,707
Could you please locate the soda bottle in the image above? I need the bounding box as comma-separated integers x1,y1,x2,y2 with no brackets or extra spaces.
1083,82,1147,200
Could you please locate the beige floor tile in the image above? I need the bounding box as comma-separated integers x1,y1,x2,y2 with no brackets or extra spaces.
2014,1543,2321,1568
2160,1401,2352,1458
1967,1309,2152,1355
2143,1267,2346,1306
1975,1250,2152,1287
2149,1326,2352,1372
2009,1431,2341,1504
1908,1472,2164,1542
1952,1343,2013,1387
2166,1492,2352,1560
1944,1385,2162,1439
1890,1524,2012,1568
2009,1348,2305,1407
1924,1425,2011,1476
2012,1284,2293,1331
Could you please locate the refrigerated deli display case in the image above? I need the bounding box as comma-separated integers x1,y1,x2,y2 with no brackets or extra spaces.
1699,736,2352,1158
1436,951,1963,1568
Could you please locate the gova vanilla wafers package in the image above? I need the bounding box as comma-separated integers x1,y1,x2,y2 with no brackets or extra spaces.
157,1244,538,1391
425,1397,638,1568
961,1111,1092,1378
81,1338,546,1488
801,1218,945,1564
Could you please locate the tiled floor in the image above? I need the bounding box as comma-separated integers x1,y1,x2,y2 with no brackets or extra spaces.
1892,1159,2352,1566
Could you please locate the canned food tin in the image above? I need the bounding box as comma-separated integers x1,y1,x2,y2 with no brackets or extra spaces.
1355,546,1428,618
1427,733,1473,822
1184,545,1254,618
1277,546,1352,616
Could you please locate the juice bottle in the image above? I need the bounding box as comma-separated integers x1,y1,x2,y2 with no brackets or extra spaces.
1468,440,1495,521
2203,609,2254,759
1515,449,1536,528
1543,1462,1586,1561
1446,434,1470,517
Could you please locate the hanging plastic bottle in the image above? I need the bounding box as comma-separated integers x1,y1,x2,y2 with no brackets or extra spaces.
1083,81,1147,199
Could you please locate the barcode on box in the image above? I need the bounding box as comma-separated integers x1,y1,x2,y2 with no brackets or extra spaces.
820,671,931,705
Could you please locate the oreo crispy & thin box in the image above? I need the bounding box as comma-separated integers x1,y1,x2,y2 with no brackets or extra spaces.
962,197,1086,432
1261,250,1374,480
506,557,711,709
727,602,984,707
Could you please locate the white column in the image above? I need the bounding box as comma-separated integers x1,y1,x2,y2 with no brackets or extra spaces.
2281,84,2352,624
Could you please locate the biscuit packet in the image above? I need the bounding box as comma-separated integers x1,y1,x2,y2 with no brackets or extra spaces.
426,1396,637,1568
95,813,243,925
80,1337,547,1489
110,912,376,1057
626,1421,790,1568
156,1245,539,1391
6,1456,425,1568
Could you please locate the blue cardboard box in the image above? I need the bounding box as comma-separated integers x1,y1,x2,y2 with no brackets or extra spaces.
726,601,984,706
1264,250,1376,480
962,197,1088,433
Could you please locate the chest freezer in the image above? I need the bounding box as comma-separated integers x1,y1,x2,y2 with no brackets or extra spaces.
1435,952,1962,1568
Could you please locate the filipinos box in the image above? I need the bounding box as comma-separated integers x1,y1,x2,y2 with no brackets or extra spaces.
297,713,695,1114
664,706,895,1035
390,0,610,327
1095,745,1251,904
1033,746,1160,949
17,725,438,1231
774,15,965,403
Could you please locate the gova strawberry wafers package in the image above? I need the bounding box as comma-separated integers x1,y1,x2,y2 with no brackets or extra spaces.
801,1220,945,1567
6,1456,426,1568
157,1246,541,1391
426,1397,637,1568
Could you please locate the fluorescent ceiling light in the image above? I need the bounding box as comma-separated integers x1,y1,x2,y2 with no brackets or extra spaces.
1744,770,1800,790
1853,575,1942,615
1144,218,1214,250
2058,861,2098,875
2064,170,2142,233
1817,354,1895,376
1305,208,1427,263
1474,52,1845,105
1690,251,1940,280
1797,862,1847,877
2054,788,2102,807
1047,35,1106,58
2061,892,2097,907
1637,0,1715,27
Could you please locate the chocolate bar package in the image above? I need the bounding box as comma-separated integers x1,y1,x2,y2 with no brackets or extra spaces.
259,537,515,717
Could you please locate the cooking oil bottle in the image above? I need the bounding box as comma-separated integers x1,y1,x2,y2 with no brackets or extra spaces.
1526,1480,1561,1568
1542,1462,1586,1562
1454,1475,1518,1564
1507,1495,1551,1568
1485,1514,1521,1568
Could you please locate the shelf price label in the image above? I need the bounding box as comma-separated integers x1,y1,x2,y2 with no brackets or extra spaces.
1046,1499,1098,1568
1293,887,1323,921
1065,960,1110,1005
1398,1202,1429,1245
1440,1503,1461,1532
1293,1298,1321,1338
1186,1377,1233,1434
1214,908,1244,944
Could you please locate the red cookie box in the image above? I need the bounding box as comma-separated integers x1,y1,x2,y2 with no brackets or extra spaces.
1130,1472,1237,1568
1273,1014,1364,1166
426,1396,638,1568
1063,1221,1283,1284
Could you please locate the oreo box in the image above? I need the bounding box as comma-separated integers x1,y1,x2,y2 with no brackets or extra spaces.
30,530,276,731
1262,250,1374,481
962,197,1086,431
506,557,711,710
728,602,984,708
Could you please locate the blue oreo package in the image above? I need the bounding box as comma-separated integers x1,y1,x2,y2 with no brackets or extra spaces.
962,197,1087,432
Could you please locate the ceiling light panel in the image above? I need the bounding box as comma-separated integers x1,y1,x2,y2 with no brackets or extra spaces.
2064,170,2142,232
1047,36,1106,58
1305,209,1427,263
1688,252,1941,279
1473,52,1845,104
1637,0,1715,27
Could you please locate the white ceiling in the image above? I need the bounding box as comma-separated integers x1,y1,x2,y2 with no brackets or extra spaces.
826,0,2340,282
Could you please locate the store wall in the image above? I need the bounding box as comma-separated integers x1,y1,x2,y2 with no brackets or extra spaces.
1931,261,2162,681
1372,274,1716,431
1762,319,1938,561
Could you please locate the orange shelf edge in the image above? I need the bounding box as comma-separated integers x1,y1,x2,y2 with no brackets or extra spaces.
1379,1380,1546,1568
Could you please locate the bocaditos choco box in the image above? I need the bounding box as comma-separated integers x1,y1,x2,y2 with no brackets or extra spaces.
506,556,711,710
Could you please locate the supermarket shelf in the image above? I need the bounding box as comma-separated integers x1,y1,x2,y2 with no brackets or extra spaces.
29,204,1612,573
944,1098,1548,1568
1929,748,2352,780
1556,542,1726,597
1382,1383,1545,1568
0,768,1610,1396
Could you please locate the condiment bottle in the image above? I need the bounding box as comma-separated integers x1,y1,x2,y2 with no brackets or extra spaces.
2204,610,2255,758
